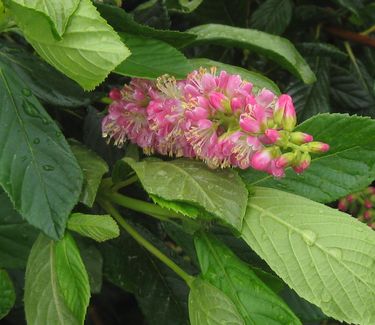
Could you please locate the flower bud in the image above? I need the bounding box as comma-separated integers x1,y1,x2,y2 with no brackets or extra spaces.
338,199,348,211
209,92,226,111
289,132,313,145
262,129,281,144
302,141,330,153
251,148,273,171
275,94,296,130
275,152,296,168
293,152,311,174
109,88,122,101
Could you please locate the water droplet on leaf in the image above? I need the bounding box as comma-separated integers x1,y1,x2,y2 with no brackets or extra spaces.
42,165,55,171
302,230,317,246
22,88,32,97
33,138,40,144
328,248,342,260
321,289,331,303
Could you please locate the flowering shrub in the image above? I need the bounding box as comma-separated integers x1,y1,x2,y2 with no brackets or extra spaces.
0,1,375,325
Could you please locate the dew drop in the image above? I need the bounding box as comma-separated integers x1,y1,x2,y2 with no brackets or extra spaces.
33,138,40,144
328,248,342,260
42,165,55,171
321,289,332,303
302,230,317,246
22,100,39,118
156,170,167,177
22,88,32,97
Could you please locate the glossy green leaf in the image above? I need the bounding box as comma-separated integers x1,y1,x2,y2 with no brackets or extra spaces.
115,33,192,79
0,45,91,107
287,57,331,121
188,24,316,84
0,62,82,239
55,233,90,324
0,191,38,269
0,269,16,319
240,113,375,203
102,226,191,325
188,277,244,325
67,213,119,242
189,58,281,95
250,0,293,35
96,3,196,48
11,0,79,37
70,141,109,207
8,0,130,90
25,235,79,325
241,187,375,325
125,158,248,231
195,233,301,324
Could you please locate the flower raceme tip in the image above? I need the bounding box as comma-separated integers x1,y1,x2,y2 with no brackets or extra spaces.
102,68,329,177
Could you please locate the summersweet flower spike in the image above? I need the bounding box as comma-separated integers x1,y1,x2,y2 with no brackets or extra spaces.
102,68,330,178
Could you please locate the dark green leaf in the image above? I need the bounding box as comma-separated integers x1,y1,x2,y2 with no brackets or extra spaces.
332,0,363,17
0,191,38,269
165,0,203,13
250,0,293,35
96,3,196,48
241,187,375,325
296,42,347,61
115,33,192,79
133,0,170,29
240,113,375,203
70,141,109,207
125,158,248,232
101,226,190,325
0,269,16,319
55,233,90,324
287,57,331,121
189,58,281,95
7,0,130,90
188,24,316,84
195,233,300,324
0,62,82,239
67,213,119,242
0,45,91,107
188,277,244,325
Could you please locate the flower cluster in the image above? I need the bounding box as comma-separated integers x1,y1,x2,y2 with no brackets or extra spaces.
102,68,329,177
338,186,375,229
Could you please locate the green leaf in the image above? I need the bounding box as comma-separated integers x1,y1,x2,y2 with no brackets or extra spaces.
0,44,92,107
11,0,79,37
133,0,170,29
0,269,16,319
101,226,191,325
332,0,363,17
189,58,281,95
195,233,301,324
115,33,192,79
188,277,244,325
0,62,82,239
96,3,196,48
165,0,203,13
25,234,86,325
296,43,347,61
8,0,130,90
55,233,90,324
241,187,375,325
125,158,248,232
151,195,200,219
70,141,109,207
239,113,375,203
0,191,38,269
287,57,331,121
187,24,316,84
250,0,293,35
67,213,119,242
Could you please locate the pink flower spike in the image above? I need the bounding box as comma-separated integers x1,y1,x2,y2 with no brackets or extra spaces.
185,107,209,121
209,92,226,110
201,73,217,92
109,88,122,101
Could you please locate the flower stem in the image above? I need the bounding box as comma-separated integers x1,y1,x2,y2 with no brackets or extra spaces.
103,191,182,220
98,199,195,287
111,174,138,192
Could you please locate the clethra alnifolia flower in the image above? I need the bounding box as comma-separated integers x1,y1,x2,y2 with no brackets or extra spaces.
102,68,329,177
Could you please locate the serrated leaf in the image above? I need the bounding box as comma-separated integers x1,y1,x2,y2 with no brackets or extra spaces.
296,42,347,61
115,33,192,79
25,235,80,325
11,0,79,37
124,158,248,232
188,24,316,84
55,233,90,324
241,187,375,325
195,233,301,324
239,113,375,203
188,277,244,325
0,191,38,269
70,141,109,207
8,0,130,90
101,225,191,325
133,0,170,29
0,44,92,107
189,58,281,95
0,269,16,319
287,57,331,121
96,3,196,48
151,195,200,219
68,213,119,242
0,62,82,239
250,0,293,35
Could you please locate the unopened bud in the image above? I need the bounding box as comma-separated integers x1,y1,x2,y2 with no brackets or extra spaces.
289,132,313,145
302,141,330,153
292,151,311,174
109,88,122,101
275,152,296,168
